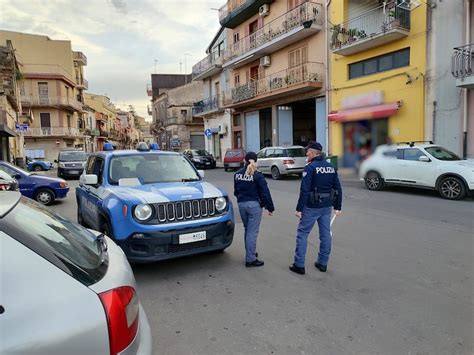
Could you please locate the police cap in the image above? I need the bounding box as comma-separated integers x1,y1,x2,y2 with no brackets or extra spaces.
306,142,323,151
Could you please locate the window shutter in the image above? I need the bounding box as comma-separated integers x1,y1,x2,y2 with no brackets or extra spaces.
302,46,308,63
289,50,295,68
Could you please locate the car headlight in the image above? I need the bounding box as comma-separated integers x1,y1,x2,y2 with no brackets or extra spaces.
215,197,227,212
59,180,68,188
192,158,201,163
59,162,66,168
134,204,153,221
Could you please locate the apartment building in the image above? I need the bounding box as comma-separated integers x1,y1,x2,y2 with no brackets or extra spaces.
84,93,117,151
83,105,100,152
328,1,427,167
191,27,232,165
136,115,154,145
217,0,326,153
0,31,87,162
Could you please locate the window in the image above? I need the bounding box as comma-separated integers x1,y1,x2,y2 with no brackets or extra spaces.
287,148,306,157
93,158,105,184
274,149,284,157
234,74,240,86
40,113,51,128
38,82,48,97
265,149,274,158
86,156,95,174
349,48,410,79
181,110,187,117
257,150,265,159
425,146,461,161
233,32,240,44
289,45,308,68
67,115,71,128
397,148,426,161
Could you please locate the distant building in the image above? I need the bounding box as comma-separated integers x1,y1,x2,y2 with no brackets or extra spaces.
84,93,117,151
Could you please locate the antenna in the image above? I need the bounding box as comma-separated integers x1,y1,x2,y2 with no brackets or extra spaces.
184,53,192,84
154,59,158,73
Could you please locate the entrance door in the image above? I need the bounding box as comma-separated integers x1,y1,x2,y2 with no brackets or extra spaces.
245,111,260,153
40,113,51,135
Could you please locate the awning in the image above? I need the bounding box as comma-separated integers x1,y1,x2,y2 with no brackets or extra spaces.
328,102,400,122
0,124,17,137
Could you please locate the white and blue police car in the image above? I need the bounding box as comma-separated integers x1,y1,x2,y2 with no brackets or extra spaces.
76,142,234,263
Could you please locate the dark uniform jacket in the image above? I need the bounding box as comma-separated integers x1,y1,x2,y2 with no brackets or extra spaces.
234,167,275,212
296,156,343,212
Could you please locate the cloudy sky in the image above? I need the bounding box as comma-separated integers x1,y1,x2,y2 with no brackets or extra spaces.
1,0,224,120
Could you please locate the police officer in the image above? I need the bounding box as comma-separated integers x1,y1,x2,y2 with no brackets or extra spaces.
289,142,342,275
234,151,274,267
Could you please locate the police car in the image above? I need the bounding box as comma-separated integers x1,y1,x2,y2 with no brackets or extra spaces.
76,142,235,262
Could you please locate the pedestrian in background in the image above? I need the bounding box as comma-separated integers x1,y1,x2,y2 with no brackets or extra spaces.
234,152,274,267
290,142,342,275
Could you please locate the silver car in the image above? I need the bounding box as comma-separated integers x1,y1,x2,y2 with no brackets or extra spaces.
0,192,152,355
257,146,307,179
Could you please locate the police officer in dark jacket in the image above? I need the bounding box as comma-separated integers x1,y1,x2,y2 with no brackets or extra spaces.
234,152,274,267
289,142,342,275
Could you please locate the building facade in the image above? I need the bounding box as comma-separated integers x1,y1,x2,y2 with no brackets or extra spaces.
328,0,427,168
217,0,326,153
84,93,117,151
0,31,87,162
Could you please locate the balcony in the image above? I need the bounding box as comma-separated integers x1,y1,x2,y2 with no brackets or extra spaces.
228,61,323,108
192,95,225,117
219,0,274,29
192,52,224,81
452,44,474,89
23,127,83,138
146,84,152,97
73,51,88,66
330,2,410,56
76,77,89,90
21,95,83,112
223,2,323,69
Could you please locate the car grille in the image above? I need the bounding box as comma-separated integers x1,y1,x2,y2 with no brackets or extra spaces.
168,239,212,253
150,198,221,224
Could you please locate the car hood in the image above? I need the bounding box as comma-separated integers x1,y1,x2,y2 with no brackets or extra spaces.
110,181,225,204
28,174,64,184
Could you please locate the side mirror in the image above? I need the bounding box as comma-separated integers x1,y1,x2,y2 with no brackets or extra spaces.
82,174,98,185
419,156,430,162
54,159,58,163
198,170,205,179
14,173,21,180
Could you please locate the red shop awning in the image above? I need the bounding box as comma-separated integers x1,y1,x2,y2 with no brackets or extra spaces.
328,102,400,122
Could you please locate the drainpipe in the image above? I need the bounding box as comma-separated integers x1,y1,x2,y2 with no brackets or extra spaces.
325,0,331,155
462,0,470,158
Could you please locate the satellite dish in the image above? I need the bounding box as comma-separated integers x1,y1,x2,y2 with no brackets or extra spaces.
397,0,421,10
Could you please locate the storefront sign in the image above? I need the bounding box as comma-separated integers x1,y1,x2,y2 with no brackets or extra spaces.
341,91,384,110
15,123,28,132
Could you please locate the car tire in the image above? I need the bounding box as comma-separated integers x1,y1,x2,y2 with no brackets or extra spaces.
364,171,384,191
438,176,466,200
224,165,229,172
34,188,55,205
271,166,281,180
33,165,43,172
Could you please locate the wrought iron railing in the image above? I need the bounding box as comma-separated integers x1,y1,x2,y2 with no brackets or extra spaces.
218,0,247,22
21,95,83,111
231,62,324,103
23,127,82,137
330,2,410,51
192,95,223,115
192,51,224,78
225,2,323,62
452,44,473,79
73,51,88,65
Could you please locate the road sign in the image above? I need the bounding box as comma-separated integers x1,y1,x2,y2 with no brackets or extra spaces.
15,123,28,132
204,128,212,137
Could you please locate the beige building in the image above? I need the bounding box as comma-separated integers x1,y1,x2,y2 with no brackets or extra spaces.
0,30,87,162
217,0,327,152
136,115,154,145
84,93,117,150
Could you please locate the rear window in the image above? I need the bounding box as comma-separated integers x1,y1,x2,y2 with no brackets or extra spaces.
287,148,306,157
0,197,107,286
59,151,87,162
225,150,243,157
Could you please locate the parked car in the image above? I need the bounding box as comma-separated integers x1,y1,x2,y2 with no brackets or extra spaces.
224,148,246,172
56,148,88,179
76,143,235,263
0,170,18,191
0,191,152,355
0,161,69,205
256,146,307,180
26,159,53,172
183,149,216,169
359,143,474,200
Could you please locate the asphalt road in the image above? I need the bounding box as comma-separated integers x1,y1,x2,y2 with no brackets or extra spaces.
48,169,473,355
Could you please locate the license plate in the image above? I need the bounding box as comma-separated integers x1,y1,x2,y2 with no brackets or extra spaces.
206,162,211,165
179,231,206,244
69,170,79,174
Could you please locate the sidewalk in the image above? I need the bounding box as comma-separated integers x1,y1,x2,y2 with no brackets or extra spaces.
338,167,359,181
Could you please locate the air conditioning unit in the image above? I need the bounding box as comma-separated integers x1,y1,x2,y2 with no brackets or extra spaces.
260,55,271,67
218,124,228,134
259,4,270,16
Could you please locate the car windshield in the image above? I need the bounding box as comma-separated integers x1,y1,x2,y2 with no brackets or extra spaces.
0,197,107,286
59,151,87,162
109,154,201,184
425,146,462,161
225,150,242,157
0,162,30,177
193,150,210,156
287,148,306,157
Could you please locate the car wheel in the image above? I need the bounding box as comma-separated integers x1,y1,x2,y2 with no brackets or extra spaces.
224,165,229,172
271,166,281,180
364,171,384,191
438,176,466,200
34,188,55,205
33,165,43,172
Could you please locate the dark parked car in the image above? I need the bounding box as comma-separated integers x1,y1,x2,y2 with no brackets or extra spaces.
0,161,69,205
56,149,88,179
224,148,246,172
0,170,18,191
183,149,216,169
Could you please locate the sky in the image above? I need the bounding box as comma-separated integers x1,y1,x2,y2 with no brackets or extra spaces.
0,0,224,120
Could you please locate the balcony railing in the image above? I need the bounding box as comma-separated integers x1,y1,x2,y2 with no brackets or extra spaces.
23,127,82,137
146,84,152,96
192,51,224,80
73,51,88,65
218,0,246,22
330,2,410,54
21,95,83,112
452,44,473,79
192,95,224,116
225,2,323,62
231,62,323,104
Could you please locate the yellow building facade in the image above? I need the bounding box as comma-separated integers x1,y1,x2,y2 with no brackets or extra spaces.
328,1,427,167
84,93,117,148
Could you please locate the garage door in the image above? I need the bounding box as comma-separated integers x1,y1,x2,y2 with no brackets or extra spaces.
190,134,205,150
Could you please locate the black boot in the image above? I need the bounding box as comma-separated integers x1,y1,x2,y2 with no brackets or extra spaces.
246,259,264,267
289,264,305,275
314,262,327,272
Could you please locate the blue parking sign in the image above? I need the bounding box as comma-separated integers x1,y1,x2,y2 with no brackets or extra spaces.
204,128,212,137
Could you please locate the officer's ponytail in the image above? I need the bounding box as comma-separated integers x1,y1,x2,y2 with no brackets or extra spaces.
245,159,257,176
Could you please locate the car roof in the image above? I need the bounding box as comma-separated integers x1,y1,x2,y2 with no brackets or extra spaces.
91,149,180,158
0,191,21,218
261,145,305,150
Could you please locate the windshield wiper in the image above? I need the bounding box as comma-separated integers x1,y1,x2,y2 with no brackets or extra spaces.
182,178,200,182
